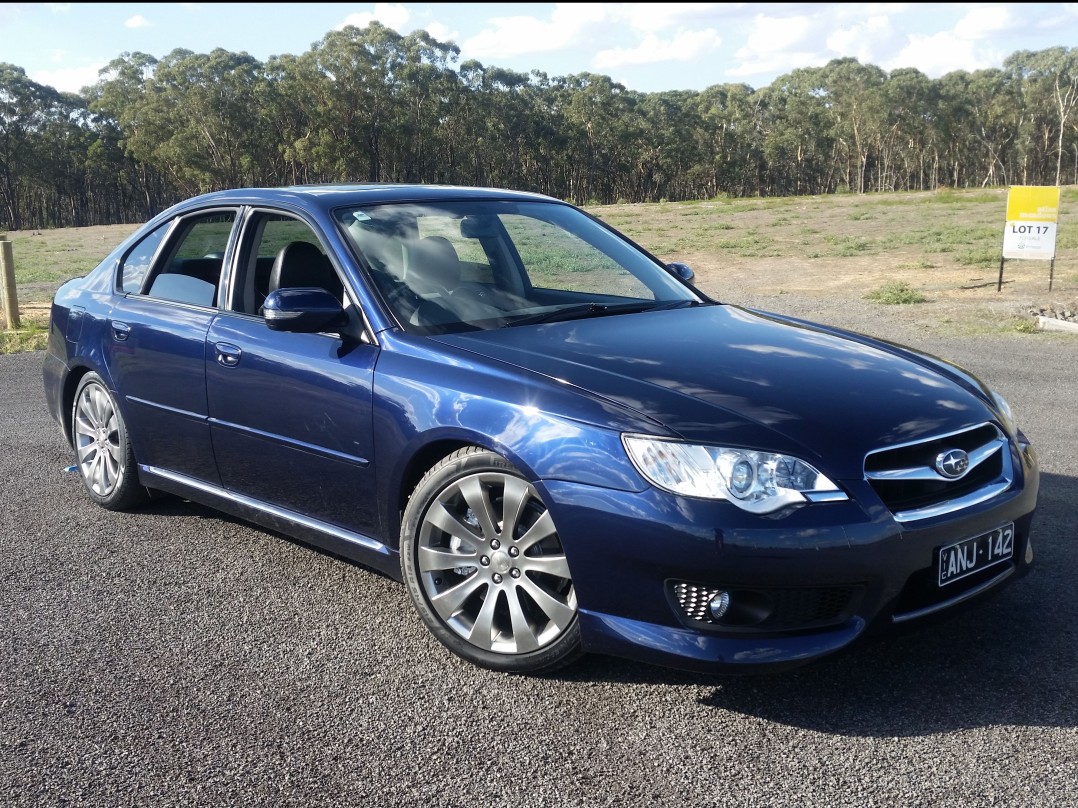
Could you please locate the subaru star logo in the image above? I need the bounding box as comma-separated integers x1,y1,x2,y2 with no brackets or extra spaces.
935,448,970,479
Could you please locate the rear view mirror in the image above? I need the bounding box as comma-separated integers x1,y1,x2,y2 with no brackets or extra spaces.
460,216,500,238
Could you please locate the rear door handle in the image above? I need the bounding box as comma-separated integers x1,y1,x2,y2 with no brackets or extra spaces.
111,321,131,342
214,342,242,367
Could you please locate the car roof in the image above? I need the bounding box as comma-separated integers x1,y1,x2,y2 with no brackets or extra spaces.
174,184,562,213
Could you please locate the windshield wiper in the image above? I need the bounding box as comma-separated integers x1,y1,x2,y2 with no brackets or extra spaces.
504,299,702,328
644,299,703,312
504,302,610,327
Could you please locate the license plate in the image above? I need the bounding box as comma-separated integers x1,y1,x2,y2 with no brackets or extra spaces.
938,523,1014,587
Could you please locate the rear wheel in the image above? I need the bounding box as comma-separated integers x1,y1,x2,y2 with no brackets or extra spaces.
71,372,146,511
401,447,582,673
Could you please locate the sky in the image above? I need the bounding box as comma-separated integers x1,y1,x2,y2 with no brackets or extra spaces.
3,2,1078,95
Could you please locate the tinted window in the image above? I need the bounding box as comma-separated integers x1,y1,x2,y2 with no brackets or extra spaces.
144,212,236,307
231,212,341,315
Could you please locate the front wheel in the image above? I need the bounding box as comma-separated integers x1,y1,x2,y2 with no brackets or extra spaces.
71,372,146,511
401,447,583,673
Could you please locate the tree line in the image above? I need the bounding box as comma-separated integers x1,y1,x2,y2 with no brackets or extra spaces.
2,23,1077,231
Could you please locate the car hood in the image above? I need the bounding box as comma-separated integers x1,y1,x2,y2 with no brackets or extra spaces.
430,304,999,479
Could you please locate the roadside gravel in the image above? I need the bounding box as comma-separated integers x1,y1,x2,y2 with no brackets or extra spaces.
1,305,1076,807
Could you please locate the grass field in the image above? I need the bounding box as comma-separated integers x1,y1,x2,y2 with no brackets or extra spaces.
3,187,1076,352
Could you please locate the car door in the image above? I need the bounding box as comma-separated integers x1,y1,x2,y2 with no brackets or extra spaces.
204,209,380,536
105,208,239,484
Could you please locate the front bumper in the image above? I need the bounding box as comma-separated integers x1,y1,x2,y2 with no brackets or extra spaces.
539,442,1039,674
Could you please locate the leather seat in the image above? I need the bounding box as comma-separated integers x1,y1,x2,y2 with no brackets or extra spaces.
406,236,461,297
268,241,342,299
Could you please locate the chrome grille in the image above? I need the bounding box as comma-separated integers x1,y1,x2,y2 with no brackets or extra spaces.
865,423,1013,522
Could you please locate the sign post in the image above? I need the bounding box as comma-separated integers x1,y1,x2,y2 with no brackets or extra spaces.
999,186,1061,292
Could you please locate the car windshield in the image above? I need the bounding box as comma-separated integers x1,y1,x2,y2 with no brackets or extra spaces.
334,199,701,334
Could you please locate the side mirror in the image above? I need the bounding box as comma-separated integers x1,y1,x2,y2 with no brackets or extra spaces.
667,262,695,284
263,287,348,333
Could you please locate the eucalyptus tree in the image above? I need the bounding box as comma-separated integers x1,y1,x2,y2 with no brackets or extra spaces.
695,82,767,197
1005,47,1078,185
878,68,937,191
818,58,888,193
298,22,418,182
0,64,61,229
90,48,270,196
558,72,641,204
85,51,172,218
634,90,705,201
761,66,834,195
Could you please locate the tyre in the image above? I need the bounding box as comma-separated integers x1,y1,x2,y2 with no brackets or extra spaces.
401,447,583,673
71,372,147,511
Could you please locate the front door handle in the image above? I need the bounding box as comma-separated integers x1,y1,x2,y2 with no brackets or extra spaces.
215,342,242,367
111,321,131,342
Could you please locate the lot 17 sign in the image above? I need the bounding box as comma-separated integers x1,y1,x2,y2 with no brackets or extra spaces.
1002,185,1060,260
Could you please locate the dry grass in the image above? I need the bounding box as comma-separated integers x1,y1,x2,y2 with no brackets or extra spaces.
3,187,1076,352
593,187,1076,336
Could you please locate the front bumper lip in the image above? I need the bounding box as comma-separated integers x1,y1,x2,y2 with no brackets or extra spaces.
580,610,868,674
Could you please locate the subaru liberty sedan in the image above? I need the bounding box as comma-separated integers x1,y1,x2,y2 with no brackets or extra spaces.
43,185,1039,674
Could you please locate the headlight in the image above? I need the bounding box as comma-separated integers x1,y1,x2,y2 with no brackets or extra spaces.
991,391,1017,436
623,435,845,514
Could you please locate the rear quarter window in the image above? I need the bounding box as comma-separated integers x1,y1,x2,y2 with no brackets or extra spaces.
119,222,170,293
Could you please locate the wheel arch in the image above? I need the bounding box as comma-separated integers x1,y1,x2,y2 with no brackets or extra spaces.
388,432,537,550
60,364,94,447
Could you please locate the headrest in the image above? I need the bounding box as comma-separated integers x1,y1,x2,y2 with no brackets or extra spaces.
269,241,341,298
407,236,461,295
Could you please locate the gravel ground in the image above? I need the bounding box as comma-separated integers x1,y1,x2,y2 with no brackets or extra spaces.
2,305,1076,807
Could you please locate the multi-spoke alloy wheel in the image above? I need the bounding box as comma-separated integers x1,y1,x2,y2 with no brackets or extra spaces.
401,447,582,673
71,373,145,511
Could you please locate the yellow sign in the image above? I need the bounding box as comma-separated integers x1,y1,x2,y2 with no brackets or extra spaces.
1002,185,1060,260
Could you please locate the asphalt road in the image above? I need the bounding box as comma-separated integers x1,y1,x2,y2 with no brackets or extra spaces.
2,322,1076,807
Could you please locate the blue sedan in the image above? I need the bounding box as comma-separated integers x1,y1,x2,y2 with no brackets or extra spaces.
43,185,1039,673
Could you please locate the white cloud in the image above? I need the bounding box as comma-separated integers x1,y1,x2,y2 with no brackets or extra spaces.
45,3,71,13
337,2,410,32
31,62,107,93
726,12,824,78
954,5,1016,39
618,3,722,32
886,31,996,76
594,29,722,69
425,22,459,44
727,52,829,79
124,14,152,29
826,14,900,64
463,3,609,59
739,14,814,55
882,5,1016,77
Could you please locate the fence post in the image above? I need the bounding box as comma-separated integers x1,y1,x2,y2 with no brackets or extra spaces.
0,233,20,330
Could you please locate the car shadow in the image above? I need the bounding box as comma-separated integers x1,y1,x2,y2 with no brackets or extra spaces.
556,471,1078,736
133,494,400,580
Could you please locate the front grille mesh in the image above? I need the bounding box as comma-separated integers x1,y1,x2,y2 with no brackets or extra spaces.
671,581,859,630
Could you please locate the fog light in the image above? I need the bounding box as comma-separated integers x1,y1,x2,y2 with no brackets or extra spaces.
708,591,731,620
1025,539,1034,564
